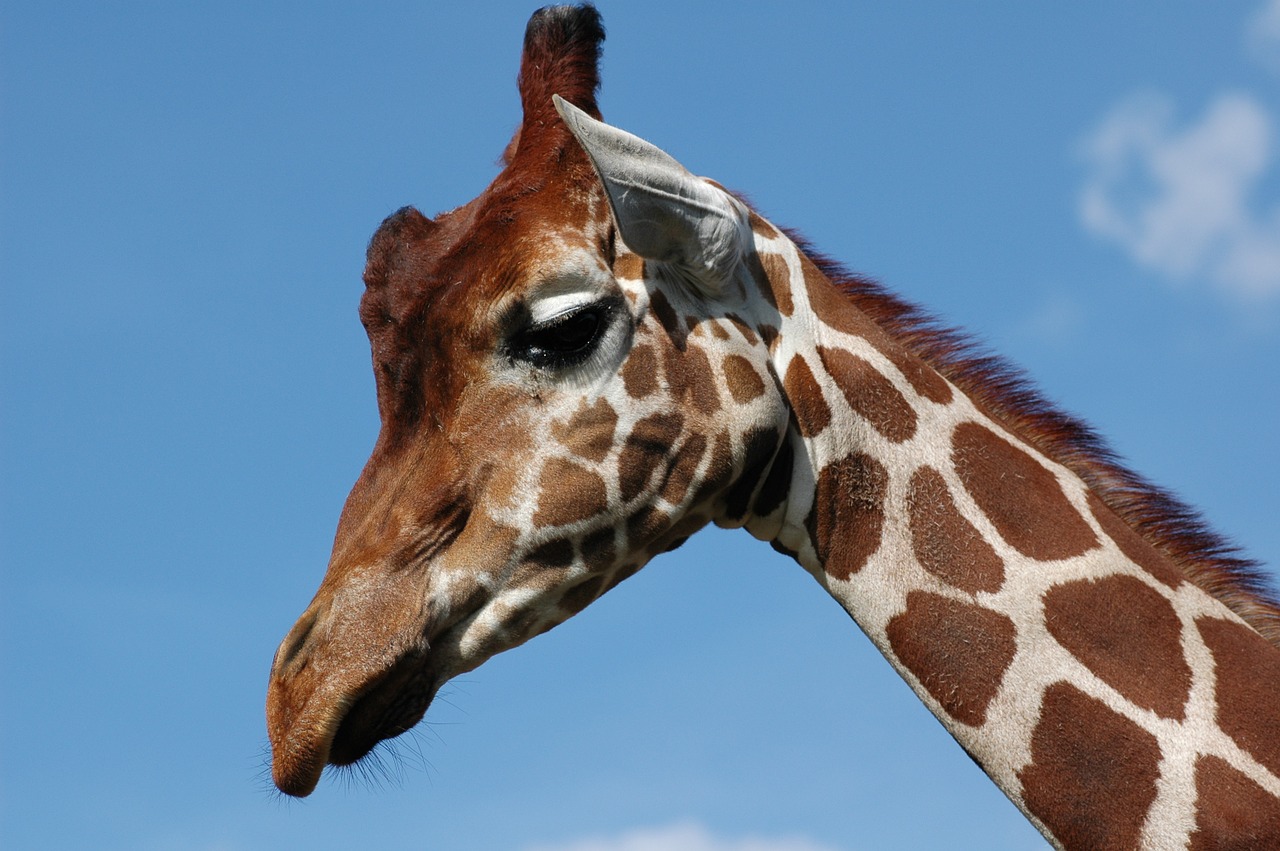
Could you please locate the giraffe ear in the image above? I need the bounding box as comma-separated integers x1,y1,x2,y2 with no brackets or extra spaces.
554,95,746,291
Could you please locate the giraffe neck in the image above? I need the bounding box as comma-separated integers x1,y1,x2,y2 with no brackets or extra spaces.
734,220,1280,849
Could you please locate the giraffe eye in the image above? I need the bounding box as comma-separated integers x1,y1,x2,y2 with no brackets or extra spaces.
511,303,612,368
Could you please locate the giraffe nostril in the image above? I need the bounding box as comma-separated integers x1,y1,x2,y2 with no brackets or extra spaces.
274,608,320,675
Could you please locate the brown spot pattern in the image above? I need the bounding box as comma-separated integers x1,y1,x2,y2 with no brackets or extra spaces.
613,253,645,281
1188,755,1280,850
707,319,731,341
580,527,616,569
1087,492,1184,589
533,458,609,528
744,251,778,314
952,423,1097,561
559,575,607,614
724,314,759,346
622,344,659,398
1197,616,1280,778
886,592,1016,726
907,467,1004,594
648,289,686,346
783,355,830,437
495,603,545,643
626,505,669,549
689,431,735,509
1044,576,1191,720
883,345,953,405
806,453,887,580
550,397,618,463
659,434,707,507
723,354,766,404
660,343,720,415
797,252,952,404
526,537,574,568
503,559,571,598
1018,682,1161,851
722,426,783,522
617,412,686,503
749,210,779,239
753,434,793,519
653,512,709,557
818,345,917,443
748,250,794,317
605,561,642,593
800,254,879,340
770,539,799,560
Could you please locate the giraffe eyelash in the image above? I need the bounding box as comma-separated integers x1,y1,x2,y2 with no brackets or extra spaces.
507,298,621,370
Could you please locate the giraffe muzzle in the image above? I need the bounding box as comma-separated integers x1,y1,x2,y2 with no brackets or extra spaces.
266,579,447,796
268,640,442,797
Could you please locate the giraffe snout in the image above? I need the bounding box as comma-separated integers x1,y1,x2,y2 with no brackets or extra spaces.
265,573,442,797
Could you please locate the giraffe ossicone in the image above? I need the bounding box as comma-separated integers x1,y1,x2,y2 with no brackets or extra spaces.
266,5,1280,848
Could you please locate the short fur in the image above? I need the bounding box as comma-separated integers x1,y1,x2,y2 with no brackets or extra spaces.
772,224,1280,644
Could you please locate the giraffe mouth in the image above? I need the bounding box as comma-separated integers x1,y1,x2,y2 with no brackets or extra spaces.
269,567,499,797
328,652,441,767
270,645,442,798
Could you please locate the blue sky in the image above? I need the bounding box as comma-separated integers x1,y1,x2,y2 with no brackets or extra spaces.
3,3,1279,850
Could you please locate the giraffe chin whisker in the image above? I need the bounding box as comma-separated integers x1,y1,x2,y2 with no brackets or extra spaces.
328,654,440,770
328,690,435,769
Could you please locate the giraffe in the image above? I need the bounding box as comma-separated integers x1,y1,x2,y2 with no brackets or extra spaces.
265,6,1280,848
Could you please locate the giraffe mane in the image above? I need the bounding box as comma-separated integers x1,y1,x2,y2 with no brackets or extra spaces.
760,219,1280,646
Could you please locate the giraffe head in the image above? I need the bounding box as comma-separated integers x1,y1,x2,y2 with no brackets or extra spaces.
266,5,793,797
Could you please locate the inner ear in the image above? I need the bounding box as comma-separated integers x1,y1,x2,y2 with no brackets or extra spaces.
553,96,746,293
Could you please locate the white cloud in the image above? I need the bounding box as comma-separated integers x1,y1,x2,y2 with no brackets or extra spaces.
1248,0,1280,72
1078,91,1280,300
521,822,845,851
